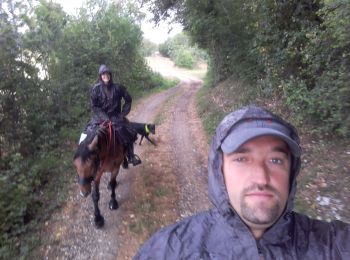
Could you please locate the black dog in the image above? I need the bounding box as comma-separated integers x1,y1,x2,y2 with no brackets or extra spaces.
129,122,156,146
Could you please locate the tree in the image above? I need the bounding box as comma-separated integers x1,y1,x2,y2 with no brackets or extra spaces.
144,0,350,136
1,0,167,256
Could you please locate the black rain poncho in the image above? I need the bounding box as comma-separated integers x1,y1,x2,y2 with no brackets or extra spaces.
84,65,135,145
134,105,350,259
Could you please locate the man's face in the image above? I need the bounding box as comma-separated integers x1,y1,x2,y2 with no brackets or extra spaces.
222,136,291,236
101,72,110,84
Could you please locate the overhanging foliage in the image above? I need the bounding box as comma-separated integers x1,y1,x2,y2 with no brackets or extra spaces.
144,0,350,137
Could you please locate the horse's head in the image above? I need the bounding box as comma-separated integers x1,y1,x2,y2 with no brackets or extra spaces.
73,135,100,197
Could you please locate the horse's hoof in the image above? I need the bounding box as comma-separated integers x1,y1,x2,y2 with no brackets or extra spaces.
94,215,104,227
109,199,119,210
107,181,118,190
122,158,128,169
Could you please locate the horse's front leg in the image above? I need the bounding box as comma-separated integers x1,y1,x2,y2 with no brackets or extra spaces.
92,182,104,227
108,171,119,210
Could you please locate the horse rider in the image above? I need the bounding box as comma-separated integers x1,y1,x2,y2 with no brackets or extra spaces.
80,64,141,166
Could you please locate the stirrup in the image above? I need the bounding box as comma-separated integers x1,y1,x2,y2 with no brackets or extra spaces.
129,154,141,166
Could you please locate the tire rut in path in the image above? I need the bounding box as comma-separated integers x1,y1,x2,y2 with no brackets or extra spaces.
170,80,211,218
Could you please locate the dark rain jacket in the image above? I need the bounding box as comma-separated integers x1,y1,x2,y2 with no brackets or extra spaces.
90,64,132,123
134,106,350,260
85,65,135,144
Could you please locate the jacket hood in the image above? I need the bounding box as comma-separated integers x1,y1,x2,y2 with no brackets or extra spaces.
98,64,111,75
98,64,113,86
98,64,113,85
208,105,301,218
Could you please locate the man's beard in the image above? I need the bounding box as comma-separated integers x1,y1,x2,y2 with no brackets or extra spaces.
240,184,283,225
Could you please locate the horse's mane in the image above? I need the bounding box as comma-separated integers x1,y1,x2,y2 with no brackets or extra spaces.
73,124,122,163
74,132,95,161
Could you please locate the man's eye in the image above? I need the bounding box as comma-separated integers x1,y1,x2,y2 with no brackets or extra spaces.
271,158,283,164
233,157,246,162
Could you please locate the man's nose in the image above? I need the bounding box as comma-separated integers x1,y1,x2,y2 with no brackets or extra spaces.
252,162,270,185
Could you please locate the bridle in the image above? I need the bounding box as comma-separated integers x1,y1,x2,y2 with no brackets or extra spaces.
77,175,94,185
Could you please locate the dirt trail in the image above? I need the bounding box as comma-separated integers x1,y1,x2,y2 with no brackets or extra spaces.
36,56,210,259
170,81,210,217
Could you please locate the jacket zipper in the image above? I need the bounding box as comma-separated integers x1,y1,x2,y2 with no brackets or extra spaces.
257,242,265,260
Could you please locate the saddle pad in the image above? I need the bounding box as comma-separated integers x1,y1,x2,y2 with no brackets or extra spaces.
79,133,87,144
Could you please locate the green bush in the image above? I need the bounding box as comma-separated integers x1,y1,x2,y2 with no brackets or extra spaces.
159,41,172,57
142,39,158,56
158,32,207,68
175,48,195,69
257,0,350,136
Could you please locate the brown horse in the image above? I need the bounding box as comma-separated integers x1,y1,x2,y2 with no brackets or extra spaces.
73,121,125,227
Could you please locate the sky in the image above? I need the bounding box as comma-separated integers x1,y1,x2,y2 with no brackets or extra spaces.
53,0,182,44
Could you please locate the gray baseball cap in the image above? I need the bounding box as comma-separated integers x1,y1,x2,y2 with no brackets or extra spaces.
221,109,301,157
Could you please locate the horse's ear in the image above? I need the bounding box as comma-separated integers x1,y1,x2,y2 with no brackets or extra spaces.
88,135,99,151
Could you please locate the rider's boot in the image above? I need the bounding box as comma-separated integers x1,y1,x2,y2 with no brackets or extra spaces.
127,143,141,166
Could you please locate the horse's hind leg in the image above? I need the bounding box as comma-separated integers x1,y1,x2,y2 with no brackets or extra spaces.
108,178,119,210
92,183,104,227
